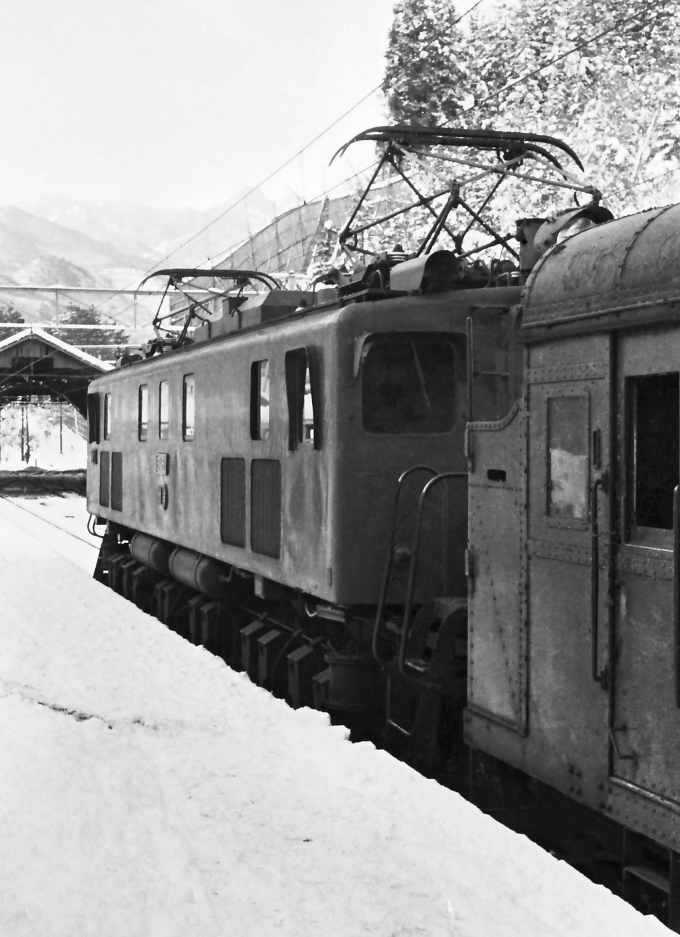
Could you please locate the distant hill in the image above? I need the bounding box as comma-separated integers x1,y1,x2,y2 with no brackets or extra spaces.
0,192,296,326
0,207,145,273
16,191,282,268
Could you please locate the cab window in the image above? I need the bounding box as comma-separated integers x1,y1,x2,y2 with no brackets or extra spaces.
361,332,455,434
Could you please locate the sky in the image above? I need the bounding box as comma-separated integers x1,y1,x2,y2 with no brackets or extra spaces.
0,0,398,211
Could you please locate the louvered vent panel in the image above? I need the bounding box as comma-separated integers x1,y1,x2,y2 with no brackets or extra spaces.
221,457,246,547
111,452,123,511
99,451,110,507
251,459,281,558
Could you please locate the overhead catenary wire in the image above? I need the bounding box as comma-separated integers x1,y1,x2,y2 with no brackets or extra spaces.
87,0,487,319
91,1,656,324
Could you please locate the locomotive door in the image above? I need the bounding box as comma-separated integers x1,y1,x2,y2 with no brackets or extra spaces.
524,334,612,798
610,331,680,811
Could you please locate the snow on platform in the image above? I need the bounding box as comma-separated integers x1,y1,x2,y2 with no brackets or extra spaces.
0,498,668,937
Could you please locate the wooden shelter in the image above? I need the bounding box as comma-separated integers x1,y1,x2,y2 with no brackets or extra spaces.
0,327,113,415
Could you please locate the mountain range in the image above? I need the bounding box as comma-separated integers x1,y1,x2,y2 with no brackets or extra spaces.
0,191,283,325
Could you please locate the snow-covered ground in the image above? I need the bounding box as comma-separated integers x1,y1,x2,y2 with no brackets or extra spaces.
0,496,669,936
0,403,86,471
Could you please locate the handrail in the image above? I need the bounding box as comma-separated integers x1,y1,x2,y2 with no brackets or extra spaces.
674,486,680,707
371,465,437,668
398,471,467,680
590,474,607,684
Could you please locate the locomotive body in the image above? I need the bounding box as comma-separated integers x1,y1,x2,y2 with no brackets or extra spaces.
467,203,680,874
87,282,520,607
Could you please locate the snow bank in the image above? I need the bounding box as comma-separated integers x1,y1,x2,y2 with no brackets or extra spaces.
0,499,667,936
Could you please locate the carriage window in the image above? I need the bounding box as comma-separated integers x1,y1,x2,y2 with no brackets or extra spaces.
183,375,195,440
286,348,316,448
361,332,456,434
629,373,679,530
250,360,270,440
138,385,148,441
547,395,589,519
159,381,169,440
103,393,112,440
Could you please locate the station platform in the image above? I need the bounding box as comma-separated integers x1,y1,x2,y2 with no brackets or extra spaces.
0,496,667,937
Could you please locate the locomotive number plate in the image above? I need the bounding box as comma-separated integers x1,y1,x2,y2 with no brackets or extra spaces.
156,453,169,475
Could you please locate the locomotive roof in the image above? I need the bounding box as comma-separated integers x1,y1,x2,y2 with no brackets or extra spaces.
521,202,680,340
89,284,521,386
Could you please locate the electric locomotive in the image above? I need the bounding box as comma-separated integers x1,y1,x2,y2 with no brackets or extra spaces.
87,127,587,732
88,125,680,920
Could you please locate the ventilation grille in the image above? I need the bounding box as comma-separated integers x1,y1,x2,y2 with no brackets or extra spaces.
221,457,246,547
251,459,281,558
99,451,110,507
111,452,123,511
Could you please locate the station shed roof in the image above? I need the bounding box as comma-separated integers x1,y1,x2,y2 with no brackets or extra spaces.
0,327,113,415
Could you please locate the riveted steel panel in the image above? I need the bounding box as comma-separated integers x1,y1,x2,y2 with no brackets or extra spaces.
527,538,591,566
522,204,680,339
608,778,680,854
526,360,608,384
467,401,528,733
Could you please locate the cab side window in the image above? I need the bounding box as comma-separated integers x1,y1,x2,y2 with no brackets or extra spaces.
250,360,270,440
103,393,112,440
138,385,148,441
285,348,317,449
87,393,101,443
159,381,169,440
183,375,195,440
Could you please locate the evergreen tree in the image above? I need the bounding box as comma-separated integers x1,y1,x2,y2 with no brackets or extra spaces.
49,304,128,361
0,305,25,342
382,0,680,219
383,0,475,126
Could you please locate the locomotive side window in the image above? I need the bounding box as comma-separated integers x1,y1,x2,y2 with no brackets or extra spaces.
628,373,679,531
138,385,148,441
87,393,100,443
285,348,316,449
361,332,456,435
547,394,589,520
250,360,270,440
103,393,112,440
159,381,169,440
183,375,195,440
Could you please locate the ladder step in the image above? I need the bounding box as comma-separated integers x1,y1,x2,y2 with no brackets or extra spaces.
624,865,671,894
